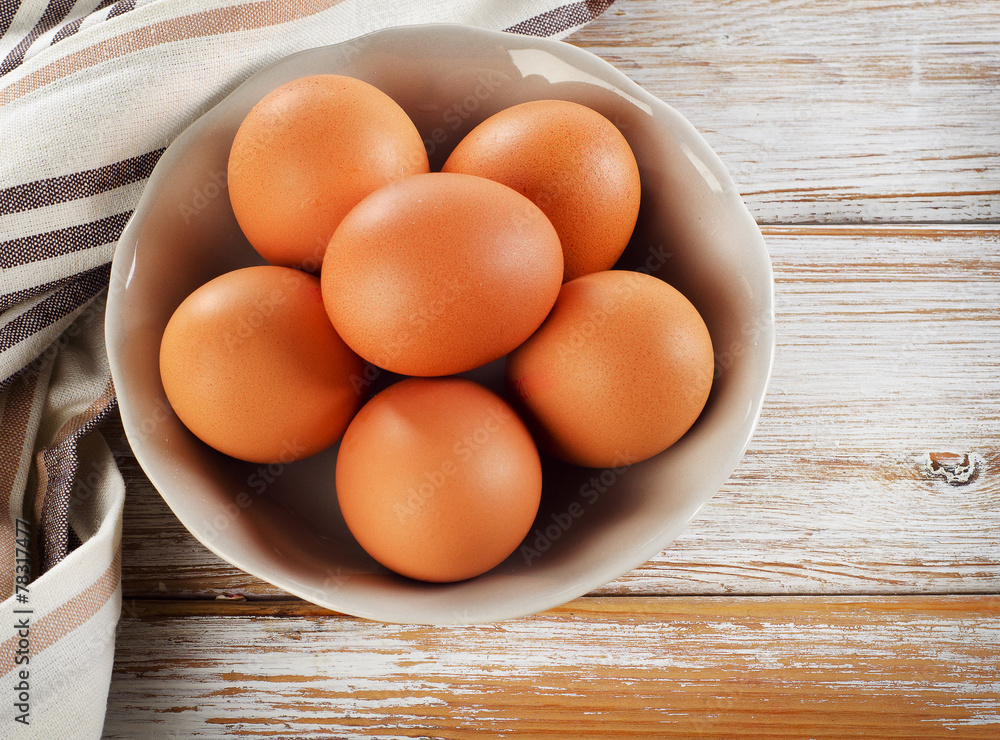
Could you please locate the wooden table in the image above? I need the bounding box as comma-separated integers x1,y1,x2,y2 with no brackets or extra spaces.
101,1,1000,736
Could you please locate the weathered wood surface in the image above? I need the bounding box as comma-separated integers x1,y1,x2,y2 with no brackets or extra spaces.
110,225,1000,600
102,596,1000,738
582,0,1000,225
104,0,1000,737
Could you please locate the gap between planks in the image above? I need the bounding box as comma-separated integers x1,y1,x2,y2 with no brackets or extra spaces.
121,594,1000,619
758,223,1000,234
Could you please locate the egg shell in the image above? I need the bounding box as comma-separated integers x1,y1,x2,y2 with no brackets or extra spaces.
442,99,640,282
159,266,366,463
335,377,542,583
505,269,714,468
321,172,563,377
228,74,429,270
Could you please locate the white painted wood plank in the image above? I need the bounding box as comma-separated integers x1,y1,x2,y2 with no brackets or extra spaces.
571,0,1000,224
109,225,1000,600
101,596,1000,738
617,224,1000,595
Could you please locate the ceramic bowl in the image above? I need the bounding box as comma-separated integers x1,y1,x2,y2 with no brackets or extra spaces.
106,23,774,624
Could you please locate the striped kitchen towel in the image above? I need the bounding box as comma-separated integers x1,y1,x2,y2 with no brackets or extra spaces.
0,0,616,736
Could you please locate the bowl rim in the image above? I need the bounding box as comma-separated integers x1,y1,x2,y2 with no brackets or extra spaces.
106,21,775,624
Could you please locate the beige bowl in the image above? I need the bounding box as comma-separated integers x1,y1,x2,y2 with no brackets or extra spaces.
106,24,774,624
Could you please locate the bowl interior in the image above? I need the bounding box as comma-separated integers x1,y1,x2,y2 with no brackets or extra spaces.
106,24,774,625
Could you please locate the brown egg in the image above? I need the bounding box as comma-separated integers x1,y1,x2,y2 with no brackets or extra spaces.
159,266,366,463
228,74,429,270
442,99,640,282
335,378,542,583
321,172,563,376
505,270,714,468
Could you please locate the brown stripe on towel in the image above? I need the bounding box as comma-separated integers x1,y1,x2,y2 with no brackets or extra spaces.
0,148,161,215
0,211,130,268
106,0,135,21
0,1,23,40
0,369,41,599
35,375,116,571
504,0,615,37
0,0,77,76
49,15,85,45
0,545,121,676
1,271,97,314
0,262,110,357
0,0,347,105
50,0,120,46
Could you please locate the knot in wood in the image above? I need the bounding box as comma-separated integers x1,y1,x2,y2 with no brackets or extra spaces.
922,452,983,487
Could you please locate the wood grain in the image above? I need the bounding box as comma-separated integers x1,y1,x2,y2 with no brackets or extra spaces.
110,225,1000,600
102,595,1000,738
570,0,1000,225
